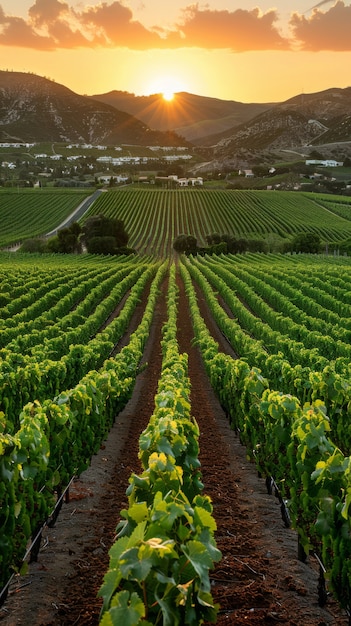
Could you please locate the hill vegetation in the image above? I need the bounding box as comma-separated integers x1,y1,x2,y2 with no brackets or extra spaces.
210,87,351,157
89,90,272,143
0,71,185,146
1,72,351,169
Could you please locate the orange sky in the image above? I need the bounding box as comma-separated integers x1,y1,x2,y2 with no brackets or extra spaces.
1,1,351,103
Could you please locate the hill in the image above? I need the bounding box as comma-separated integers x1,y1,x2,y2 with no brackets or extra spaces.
1,71,351,167
0,71,186,146
89,87,351,157
211,87,351,160
89,90,272,142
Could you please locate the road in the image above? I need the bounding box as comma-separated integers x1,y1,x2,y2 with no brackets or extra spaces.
44,189,105,238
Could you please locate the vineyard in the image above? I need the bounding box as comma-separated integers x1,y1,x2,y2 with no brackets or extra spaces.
2,187,351,253
81,188,351,256
0,189,351,626
0,189,91,248
0,243,351,625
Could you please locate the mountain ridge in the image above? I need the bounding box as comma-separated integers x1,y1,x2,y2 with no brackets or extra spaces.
1,71,351,162
89,86,351,159
89,89,274,142
0,71,186,146
210,86,351,160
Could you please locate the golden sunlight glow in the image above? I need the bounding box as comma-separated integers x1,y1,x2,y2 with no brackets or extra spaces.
162,90,174,102
146,75,185,99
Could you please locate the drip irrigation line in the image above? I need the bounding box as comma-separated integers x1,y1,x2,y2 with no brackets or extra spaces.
23,474,76,561
0,474,76,608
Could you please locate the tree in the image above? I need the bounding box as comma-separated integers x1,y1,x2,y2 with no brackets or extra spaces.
87,236,119,255
58,224,82,253
247,239,268,253
173,234,198,255
291,232,321,254
207,241,228,255
206,233,221,245
228,237,249,254
46,235,61,253
81,214,129,254
18,238,47,253
46,222,82,254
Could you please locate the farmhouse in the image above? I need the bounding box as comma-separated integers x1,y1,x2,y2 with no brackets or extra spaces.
97,174,129,184
0,142,35,148
177,177,203,187
155,175,203,187
239,169,254,178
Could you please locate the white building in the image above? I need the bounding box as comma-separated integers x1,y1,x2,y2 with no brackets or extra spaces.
305,159,344,167
238,169,254,178
98,174,129,184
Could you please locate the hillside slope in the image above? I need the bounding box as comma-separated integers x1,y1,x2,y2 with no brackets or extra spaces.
89,90,272,142
212,87,351,156
80,188,351,256
1,72,350,157
0,71,184,146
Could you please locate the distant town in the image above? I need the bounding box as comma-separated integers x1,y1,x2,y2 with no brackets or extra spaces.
1,141,351,195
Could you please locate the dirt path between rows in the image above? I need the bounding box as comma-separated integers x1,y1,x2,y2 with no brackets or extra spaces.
0,270,349,625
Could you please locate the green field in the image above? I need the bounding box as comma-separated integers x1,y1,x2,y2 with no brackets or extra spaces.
2,187,351,619
2,186,351,254
0,188,91,248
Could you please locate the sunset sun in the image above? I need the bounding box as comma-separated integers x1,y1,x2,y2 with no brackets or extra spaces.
162,90,175,102
146,75,186,100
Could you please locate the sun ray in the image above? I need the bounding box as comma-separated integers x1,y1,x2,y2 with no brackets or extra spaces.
147,75,185,100
162,90,174,102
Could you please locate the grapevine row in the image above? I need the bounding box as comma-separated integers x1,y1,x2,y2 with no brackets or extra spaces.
184,256,351,455
98,264,221,626
1,261,159,432
0,260,166,598
180,257,351,612
195,255,351,359
0,189,90,247
82,188,351,257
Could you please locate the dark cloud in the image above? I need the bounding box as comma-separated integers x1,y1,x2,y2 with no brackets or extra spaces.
291,1,351,50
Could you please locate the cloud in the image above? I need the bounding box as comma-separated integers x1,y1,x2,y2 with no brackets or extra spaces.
174,5,290,51
0,12,54,49
291,1,351,50
78,2,162,48
0,1,291,51
0,0,94,49
28,0,70,26
0,0,158,49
